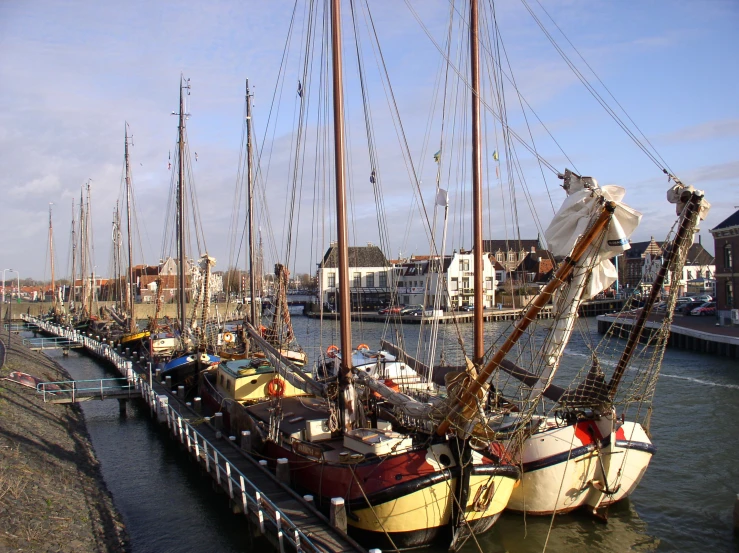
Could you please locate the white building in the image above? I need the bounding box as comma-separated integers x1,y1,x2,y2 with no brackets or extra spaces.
317,243,393,310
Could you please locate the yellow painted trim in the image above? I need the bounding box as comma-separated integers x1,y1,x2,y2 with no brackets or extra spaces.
121,330,150,344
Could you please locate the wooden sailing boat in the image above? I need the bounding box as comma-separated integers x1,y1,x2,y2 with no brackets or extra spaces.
154,76,219,384
117,124,151,352
228,2,522,548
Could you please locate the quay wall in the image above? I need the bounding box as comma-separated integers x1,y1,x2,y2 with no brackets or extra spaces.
597,315,739,359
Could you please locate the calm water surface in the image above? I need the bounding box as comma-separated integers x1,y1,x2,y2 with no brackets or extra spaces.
34,315,739,552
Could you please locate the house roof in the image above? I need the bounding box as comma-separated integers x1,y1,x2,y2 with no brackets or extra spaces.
685,243,714,265
624,239,664,259
711,209,739,232
319,245,389,268
482,239,540,253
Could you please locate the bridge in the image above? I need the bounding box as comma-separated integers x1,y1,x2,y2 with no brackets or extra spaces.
37,377,139,404
23,336,83,352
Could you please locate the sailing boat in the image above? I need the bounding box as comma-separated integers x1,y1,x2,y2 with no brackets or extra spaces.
490,182,709,516
116,124,151,353
154,76,219,386
227,2,523,549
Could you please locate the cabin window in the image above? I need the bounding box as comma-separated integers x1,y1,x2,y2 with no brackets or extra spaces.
226,379,231,391
725,244,733,270
327,273,336,288
353,272,361,288
366,273,374,287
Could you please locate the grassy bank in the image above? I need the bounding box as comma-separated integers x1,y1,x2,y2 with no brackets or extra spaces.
0,332,128,552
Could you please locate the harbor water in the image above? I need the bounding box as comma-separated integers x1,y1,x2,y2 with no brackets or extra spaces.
31,315,739,552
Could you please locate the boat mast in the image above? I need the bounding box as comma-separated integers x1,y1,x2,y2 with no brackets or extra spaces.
48,204,56,309
177,76,189,334
331,0,354,430
470,0,484,363
437,201,616,435
70,199,76,308
245,79,257,327
124,124,135,332
79,187,86,315
607,191,703,397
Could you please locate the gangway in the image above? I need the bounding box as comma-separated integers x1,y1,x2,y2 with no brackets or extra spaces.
37,377,137,404
23,336,83,352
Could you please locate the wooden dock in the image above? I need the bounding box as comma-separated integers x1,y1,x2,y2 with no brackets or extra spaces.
21,315,368,553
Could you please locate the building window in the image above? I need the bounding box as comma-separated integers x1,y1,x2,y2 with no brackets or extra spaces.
462,277,470,290
508,251,515,262
366,273,374,287
327,273,336,288
725,244,733,270
495,252,503,262
459,259,469,271
686,270,693,280
379,272,387,288
353,272,361,288
485,277,493,290
727,281,734,309
450,277,458,291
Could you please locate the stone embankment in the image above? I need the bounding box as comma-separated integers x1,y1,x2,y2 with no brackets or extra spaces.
0,332,128,552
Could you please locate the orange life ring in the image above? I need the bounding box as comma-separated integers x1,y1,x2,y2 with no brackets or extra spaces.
357,343,370,351
267,378,285,397
223,332,234,343
326,345,339,358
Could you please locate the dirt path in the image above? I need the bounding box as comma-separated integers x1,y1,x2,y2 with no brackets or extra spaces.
0,332,128,552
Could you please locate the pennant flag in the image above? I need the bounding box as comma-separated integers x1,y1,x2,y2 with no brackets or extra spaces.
433,149,441,163
297,80,303,98
369,169,376,184
167,151,171,170
194,152,198,162
493,150,499,161
435,188,448,206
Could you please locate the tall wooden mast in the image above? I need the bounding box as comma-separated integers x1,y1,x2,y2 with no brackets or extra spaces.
70,199,76,307
124,124,135,332
470,0,484,363
177,76,189,334
245,79,258,327
48,204,56,308
331,0,354,431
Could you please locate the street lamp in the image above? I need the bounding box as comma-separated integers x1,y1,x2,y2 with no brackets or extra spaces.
2,269,17,304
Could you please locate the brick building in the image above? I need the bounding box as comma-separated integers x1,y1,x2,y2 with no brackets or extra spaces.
710,209,739,325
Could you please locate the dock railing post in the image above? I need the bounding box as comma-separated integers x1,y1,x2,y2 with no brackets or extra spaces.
193,396,202,414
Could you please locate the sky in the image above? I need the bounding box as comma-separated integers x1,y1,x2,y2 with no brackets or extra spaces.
1,0,737,281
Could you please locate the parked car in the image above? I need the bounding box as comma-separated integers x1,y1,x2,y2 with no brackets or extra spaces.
400,304,423,315
409,308,424,317
460,304,475,312
690,294,713,303
690,302,716,316
378,304,405,315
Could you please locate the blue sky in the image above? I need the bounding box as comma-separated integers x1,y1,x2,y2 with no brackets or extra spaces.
1,0,737,280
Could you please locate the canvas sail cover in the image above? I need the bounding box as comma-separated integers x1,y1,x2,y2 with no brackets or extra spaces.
545,170,642,299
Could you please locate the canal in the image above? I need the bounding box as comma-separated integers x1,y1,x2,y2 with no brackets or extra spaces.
31,314,739,552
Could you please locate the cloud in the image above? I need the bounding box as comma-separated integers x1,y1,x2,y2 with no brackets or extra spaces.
656,119,739,144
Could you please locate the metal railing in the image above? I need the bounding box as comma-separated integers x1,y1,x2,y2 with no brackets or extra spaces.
36,377,137,403
23,314,326,553
161,400,324,553
22,336,82,350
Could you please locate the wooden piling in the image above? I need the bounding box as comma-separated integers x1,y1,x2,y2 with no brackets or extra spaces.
276,458,290,485
241,430,252,452
330,498,347,533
